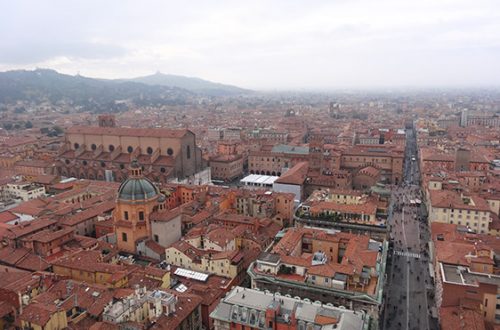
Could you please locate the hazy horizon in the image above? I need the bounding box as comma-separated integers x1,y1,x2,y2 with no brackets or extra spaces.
1,0,499,90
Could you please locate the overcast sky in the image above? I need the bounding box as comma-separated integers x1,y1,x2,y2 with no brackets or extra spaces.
1,0,499,90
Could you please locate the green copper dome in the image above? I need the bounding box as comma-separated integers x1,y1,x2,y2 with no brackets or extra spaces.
118,177,158,201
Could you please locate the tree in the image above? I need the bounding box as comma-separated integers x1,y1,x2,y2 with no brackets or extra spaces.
25,121,33,129
52,126,63,135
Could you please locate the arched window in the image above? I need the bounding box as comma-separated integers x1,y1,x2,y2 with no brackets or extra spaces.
91,144,97,151
167,148,173,156
108,144,115,152
100,161,106,168
74,143,80,149
147,147,153,155
160,167,166,173
82,160,88,166
139,211,145,221
65,159,70,165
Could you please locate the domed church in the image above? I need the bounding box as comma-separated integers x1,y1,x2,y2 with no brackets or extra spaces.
113,160,179,255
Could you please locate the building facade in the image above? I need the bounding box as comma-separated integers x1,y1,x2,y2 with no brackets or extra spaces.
210,286,368,330
57,121,204,182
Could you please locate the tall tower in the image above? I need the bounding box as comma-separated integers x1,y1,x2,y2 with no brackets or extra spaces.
309,135,324,171
98,114,116,128
113,160,160,253
460,109,468,127
455,147,471,172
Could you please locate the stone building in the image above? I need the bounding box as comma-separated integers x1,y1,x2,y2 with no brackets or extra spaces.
57,120,204,183
113,161,181,256
209,154,243,182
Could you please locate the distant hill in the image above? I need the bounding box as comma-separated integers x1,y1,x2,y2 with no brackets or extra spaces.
0,69,213,111
124,72,249,96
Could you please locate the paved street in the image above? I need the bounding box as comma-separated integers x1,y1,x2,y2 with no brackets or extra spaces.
381,127,438,330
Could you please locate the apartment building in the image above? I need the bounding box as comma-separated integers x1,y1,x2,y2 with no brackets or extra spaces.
428,189,492,234
248,227,386,320
210,286,368,330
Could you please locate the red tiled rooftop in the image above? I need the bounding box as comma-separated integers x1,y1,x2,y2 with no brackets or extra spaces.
0,211,18,224
67,126,190,139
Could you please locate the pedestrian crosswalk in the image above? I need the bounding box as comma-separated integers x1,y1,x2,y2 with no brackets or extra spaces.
394,250,420,259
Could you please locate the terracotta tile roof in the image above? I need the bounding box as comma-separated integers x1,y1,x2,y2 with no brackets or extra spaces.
0,265,37,293
0,247,48,271
0,211,18,224
434,240,474,266
50,180,78,191
439,306,485,330
18,302,58,326
314,314,338,325
60,200,115,227
4,218,57,239
150,292,202,330
0,301,14,318
31,174,59,185
152,155,175,166
89,322,119,330
169,240,208,262
211,249,241,262
309,200,377,215
210,154,242,162
424,153,455,162
127,273,163,291
9,203,46,217
27,227,74,243
150,207,181,222
1,136,37,147
341,235,376,273
145,239,166,255
190,209,214,225
205,228,236,248
33,279,114,318
307,264,335,277
15,253,51,271
274,161,308,185
357,165,381,177
429,190,491,212
67,126,190,139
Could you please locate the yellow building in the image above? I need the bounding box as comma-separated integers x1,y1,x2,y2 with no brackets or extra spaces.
51,251,129,288
165,241,242,279
19,303,67,330
428,190,492,234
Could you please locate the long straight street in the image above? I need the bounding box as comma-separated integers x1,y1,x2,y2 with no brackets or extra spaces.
381,127,438,330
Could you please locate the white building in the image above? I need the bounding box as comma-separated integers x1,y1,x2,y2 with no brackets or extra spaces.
5,182,45,201
240,174,279,189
